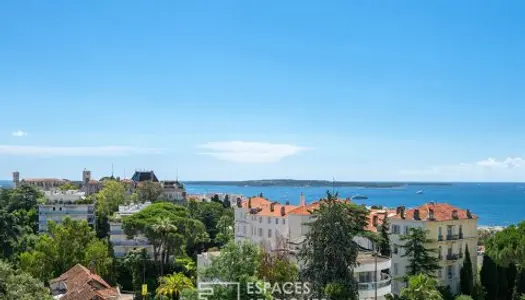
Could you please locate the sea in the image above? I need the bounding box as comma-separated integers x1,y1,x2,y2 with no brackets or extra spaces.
1,180,523,226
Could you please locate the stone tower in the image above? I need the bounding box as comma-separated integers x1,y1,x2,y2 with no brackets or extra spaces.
12,171,20,187
82,169,91,184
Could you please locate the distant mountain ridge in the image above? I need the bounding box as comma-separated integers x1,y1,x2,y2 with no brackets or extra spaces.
185,179,452,188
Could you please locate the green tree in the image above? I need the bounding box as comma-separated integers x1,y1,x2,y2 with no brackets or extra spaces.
398,227,440,277
480,254,498,300
223,194,231,208
0,260,53,300
58,182,77,191
19,218,113,283
460,245,474,296
215,210,234,246
259,245,299,299
210,194,221,204
122,202,209,271
400,274,443,300
298,191,370,300
201,241,271,300
378,214,391,257
95,180,127,238
137,180,163,202
123,248,148,294
156,272,194,300
455,296,473,300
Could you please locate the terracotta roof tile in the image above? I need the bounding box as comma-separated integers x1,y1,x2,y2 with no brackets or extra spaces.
50,264,118,300
390,203,477,221
242,197,298,217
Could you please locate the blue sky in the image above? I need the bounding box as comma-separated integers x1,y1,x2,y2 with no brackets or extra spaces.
1,0,525,181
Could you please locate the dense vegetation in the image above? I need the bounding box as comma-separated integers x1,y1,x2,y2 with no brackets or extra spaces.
0,182,234,299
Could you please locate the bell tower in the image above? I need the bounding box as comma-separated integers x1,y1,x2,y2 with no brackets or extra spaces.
12,171,20,187
82,169,91,184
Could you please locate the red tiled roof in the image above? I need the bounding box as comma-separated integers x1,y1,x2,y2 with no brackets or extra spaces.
390,203,477,221
242,197,298,217
50,264,119,300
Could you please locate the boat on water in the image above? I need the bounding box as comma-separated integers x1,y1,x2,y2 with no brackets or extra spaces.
416,190,424,194
351,194,368,200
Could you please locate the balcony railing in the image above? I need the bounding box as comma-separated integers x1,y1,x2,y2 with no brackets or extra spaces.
446,234,460,241
437,235,444,241
358,274,392,291
446,254,459,261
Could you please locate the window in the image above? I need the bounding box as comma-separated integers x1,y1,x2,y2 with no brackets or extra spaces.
391,225,400,234
53,207,56,211
275,218,279,225
393,245,398,254
268,217,271,224
268,229,272,238
438,246,442,259
282,219,286,225
404,226,409,235
59,207,62,211
259,217,262,223
438,269,442,279
448,266,453,278
393,263,398,275
258,228,262,237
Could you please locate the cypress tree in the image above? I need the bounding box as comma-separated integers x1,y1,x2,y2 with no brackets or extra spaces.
512,268,525,300
460,245,474,296
499,266,510,300
378,214,391,257
480,254,499,300
399,227,441,277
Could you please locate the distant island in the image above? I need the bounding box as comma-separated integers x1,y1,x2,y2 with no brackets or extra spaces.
185,179,452,188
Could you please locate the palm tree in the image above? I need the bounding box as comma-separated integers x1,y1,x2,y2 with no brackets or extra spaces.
151,217,178,275
401,274,443,300
156,272,194,300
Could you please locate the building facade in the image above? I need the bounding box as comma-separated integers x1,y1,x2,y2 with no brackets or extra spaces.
389,203,478,295
160,180,186,204
228,194,393,300
110,202,154,258
38,191,95,232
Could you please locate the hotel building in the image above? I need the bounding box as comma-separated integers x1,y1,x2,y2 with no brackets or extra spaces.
38,190,95,232
199,194,393,300
389,203,478,295
109,202,154,258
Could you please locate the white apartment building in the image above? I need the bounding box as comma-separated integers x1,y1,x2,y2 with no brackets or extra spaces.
160,181,185,204
38,190,95,232
389,203,478,296
110,202,154,258
226,194,392,300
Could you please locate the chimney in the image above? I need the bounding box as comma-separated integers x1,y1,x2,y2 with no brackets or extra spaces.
466,209,472,219
300,192,306,206
373,215,379,227
428,208,435,220
413,209,420,220
89,260,96,274
248,198,252,209
280,206,286,216
400,206,406,219
270,202,276,212
452,210,459,220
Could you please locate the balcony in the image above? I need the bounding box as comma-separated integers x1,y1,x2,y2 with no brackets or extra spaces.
446,234,460,241
358,273,392,299
446,254,459,261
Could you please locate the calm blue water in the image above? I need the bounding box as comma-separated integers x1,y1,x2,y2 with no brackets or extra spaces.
2,180,523,226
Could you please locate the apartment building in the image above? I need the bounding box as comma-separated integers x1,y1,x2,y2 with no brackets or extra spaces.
389,203,478,295
38,190,95,232
109,202,154,258
230,194,393,300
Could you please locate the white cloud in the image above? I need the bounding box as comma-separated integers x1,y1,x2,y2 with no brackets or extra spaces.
0,145,164,157
198,141,309,163
11,130,28,137
400,157,525,181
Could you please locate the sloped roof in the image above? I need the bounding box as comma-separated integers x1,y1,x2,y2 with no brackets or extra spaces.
390,203,477,221
50,264,119,300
